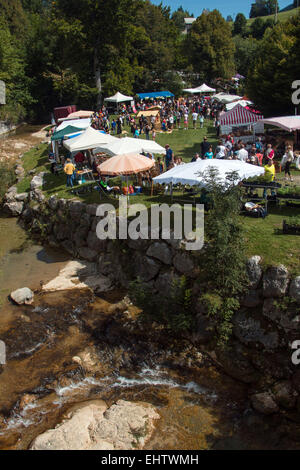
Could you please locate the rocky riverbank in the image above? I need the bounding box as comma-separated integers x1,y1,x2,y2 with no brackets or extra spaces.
2,183,300,420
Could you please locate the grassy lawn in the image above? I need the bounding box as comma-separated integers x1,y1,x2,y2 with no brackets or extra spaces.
15,120,300,272
246,7,300,25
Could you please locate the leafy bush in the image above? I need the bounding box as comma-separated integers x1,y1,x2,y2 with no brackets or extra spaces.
129,276,194,333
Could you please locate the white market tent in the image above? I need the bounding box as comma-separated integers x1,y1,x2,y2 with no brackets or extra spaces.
226,100,253,111
93,137,165,157
213,93,243,104
256,116,300,132
56,118,91,132
104,92,133,103
153,159,265,187
63,126,117,152
219,104,264,135
183,83,216,94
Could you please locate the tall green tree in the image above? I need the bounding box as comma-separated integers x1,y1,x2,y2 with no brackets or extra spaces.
233,13,247,36
187,10,235,81
246,12,300,116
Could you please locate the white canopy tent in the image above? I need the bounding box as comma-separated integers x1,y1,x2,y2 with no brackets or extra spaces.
226,100,253,111
104,92,133,103
93,137,165,157
56,118,91,132
153,160,265,187
213,93,243,104
183,83,216,94
63,127,117,152
256,116,300,132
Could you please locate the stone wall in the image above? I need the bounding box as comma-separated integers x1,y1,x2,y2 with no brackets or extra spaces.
3,186,300,416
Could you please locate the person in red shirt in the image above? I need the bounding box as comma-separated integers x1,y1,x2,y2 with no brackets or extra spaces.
74,151,85,169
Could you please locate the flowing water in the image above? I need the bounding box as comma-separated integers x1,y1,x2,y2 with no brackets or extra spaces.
0,129,298,450
0,218,295,450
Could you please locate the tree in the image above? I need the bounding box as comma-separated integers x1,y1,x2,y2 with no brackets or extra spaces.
198,169,247,345
250,0,278,18
227,15,233,22
187,10,235,81
246,12,300,116
233,36,259,77
233,13,247,36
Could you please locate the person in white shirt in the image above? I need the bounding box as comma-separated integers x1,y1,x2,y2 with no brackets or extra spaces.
192,112,198,129
215,140,227,159
237,144,248,162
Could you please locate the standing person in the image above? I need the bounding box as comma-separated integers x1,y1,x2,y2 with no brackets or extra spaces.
111,119,116,135
152,128,156,141
266,143,275,162
64,158,75,188
156,157,164,174
281,145,294,182
165,144,174,170
117,118,122,135
191,153,200,162
184,111,189,130
192,110,198,129
145,124,150,140
255,137,263,154
205,146,214,159
200,136,210,159
263,159,276,198
237,144,249,162
199,113,204,129
215,140,227,160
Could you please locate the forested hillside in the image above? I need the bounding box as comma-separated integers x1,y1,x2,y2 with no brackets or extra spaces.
0,0,300,122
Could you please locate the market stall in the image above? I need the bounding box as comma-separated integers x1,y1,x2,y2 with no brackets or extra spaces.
93,136,165,157
219,104,264,136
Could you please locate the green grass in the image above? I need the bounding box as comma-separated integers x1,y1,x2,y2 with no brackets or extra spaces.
15,119,300,272
246,6,300,25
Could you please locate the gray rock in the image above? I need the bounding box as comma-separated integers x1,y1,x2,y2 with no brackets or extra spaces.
30,172,45,190
133,255,161,282
78,247,98,262
3,201,24,217
10,288,34,305
289,277,300,303
292,370,300,393
30,400,159,451
251,392,279,415
233,311,279,350
272,381,297,409
193,313,214,344
263,298,300,332
173,252,195,275
48,195,58,211
72,226,90,248
15,193,28,202
30,189,45,203
127,238,149,251
68,201,85,215
240,289,262,308
147,242,172,265
87,231,107,252
53,223,71,241
263,265,289,298
86,204,99,216
246,256,262,289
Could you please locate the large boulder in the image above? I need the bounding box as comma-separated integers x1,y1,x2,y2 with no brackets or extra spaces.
78,247,98,262
10,288,34,305
246,256,263,289
251,392,279,415
272,381,297,410
15,193,29,202
263,265,289,298
3,201,24,217
233,311,279,350
133,255,161,282
173,252,195,275
289,277,300,303
147,242,172,265
30,400,159,450
30,172,45,191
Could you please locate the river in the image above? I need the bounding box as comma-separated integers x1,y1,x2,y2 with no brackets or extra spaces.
0,128,297,450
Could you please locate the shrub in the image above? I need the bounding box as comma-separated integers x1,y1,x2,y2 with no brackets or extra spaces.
0,162,15,203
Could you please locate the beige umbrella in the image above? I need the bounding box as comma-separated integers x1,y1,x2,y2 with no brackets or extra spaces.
99,153,154,202
99,152,154,176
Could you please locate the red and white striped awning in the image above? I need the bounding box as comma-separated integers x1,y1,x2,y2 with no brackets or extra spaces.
220,104,263,126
